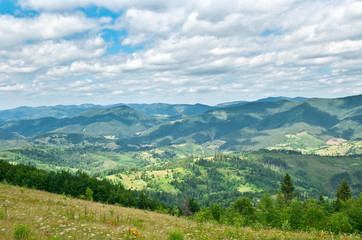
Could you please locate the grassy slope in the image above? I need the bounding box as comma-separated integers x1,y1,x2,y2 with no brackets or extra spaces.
0,143,213,175
0,184,358,240
268,132,362,155
0,146,148,174
107,151,362,206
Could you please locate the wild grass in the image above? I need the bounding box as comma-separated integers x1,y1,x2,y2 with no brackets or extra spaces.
0,183,361,239
13,224,31,240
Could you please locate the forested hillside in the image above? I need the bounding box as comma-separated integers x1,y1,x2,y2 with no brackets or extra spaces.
1,95,360,152
106,150,362,206
1,106,162,138
134,95,362,151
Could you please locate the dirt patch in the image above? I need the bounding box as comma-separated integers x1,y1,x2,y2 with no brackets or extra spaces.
326,138,346,145
296,131,308,136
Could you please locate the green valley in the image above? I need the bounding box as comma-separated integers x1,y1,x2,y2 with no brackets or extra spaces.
106,150,362,206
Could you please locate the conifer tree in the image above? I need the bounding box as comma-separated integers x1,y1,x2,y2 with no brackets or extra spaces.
336,178,351,202
280,173,295,202
188,198,200,214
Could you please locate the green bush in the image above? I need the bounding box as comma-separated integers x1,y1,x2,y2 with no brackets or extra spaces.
13,224,31,240
193,206,213,223
328,212,352,233
168,231,184,240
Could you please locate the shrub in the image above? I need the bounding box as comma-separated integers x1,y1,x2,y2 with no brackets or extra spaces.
13,224,31,240
328,212,352,233
85,187,93,201
193,206,213,223
168,231,184,240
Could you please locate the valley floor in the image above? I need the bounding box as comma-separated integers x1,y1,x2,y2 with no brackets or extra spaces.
0,184,361,239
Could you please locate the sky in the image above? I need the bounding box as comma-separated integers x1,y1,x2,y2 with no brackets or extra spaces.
0,0,362,109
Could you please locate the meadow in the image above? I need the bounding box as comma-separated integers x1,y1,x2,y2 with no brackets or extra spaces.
1,183,361,240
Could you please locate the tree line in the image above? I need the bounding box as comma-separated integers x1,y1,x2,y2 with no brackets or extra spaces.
182,173,362,233
0,159,169,212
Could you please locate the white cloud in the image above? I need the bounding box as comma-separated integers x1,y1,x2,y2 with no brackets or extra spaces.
0,84,26,91
0,0,362,108
0,13,107,49
18,0,181,11
0,36,107,82
10,37,105,66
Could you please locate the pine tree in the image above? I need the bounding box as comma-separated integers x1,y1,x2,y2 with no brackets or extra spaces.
187,198,200,214
336,178,351,202
280,173,295,202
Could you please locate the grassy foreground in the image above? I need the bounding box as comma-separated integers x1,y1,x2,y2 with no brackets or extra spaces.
0,184,360,240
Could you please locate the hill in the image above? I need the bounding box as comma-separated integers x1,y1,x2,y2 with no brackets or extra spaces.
0,103,215,123
133,95,362,151
268,132,362,155
106,150,362,206
0,94,360,152
1,106,162,138
0,97,306,123
0,139,213,174
126,103,216,116
215,96,307,108
0,104,103,122
0,128,23,140
133,101,300,147
0,184,357,240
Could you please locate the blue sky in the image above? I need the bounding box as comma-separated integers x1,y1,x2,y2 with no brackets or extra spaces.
0,0,361,109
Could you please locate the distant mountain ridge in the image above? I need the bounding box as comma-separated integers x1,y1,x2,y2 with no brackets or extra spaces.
0,94,360,151
0,96,307,122
133,95,362,151
0,103,215,122
0,104,103,122
215,96,307,108
1,106,161,139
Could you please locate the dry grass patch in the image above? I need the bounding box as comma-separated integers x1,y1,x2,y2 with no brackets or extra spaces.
0,183,360,239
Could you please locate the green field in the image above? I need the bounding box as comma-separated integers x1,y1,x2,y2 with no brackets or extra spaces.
268,132,362,156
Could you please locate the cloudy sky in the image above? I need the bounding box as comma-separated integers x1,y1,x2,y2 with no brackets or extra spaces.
0,0,361,109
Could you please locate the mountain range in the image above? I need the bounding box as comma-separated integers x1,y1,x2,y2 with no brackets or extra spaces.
0,95,361,151
0,96,306,122
133,95,361,151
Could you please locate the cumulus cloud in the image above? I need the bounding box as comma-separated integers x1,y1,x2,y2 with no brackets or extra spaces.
18,0,181,12
0,13,108,49
0,0,361,109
